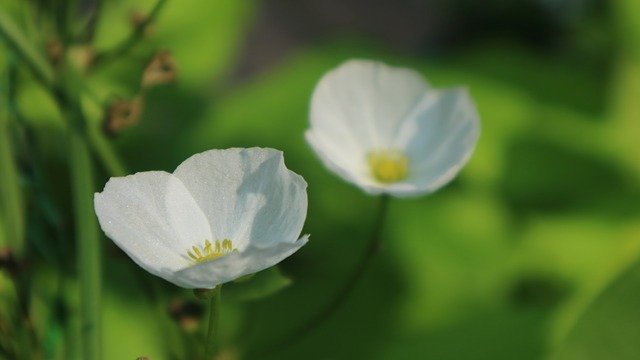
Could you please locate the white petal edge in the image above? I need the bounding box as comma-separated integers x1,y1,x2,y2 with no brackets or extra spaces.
391,87,480,197
305,130,378,193
94,171,213,280
309,59,430,152
172,148,308,250
170,235,310,289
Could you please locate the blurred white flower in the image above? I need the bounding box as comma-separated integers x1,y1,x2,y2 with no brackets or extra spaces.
306,59,480,197
94,148,308,289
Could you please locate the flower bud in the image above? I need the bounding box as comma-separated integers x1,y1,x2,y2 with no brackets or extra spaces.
102,96,144,136
46,39,64,66
0,248,20,276
142,51,177,89
168,299,203,333
67,45,95,72
130,10,146,28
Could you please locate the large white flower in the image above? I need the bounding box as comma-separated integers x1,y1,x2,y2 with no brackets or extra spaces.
306,59,480,197
94,148,308,289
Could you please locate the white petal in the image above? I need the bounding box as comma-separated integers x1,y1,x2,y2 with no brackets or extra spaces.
305,130,372,190
94,171,213,280
172,235,309,289
393,87,480,196
173,148,307,249
309,59,430,151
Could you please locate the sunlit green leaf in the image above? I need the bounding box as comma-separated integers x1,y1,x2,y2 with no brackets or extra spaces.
553,256,640,360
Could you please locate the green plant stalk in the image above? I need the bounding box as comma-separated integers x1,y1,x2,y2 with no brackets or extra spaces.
0,11,54,89
87,124,126,177
68,128,102,360
0,112,25,254
204,286,222,360
92,0,169,68
259,195,390,356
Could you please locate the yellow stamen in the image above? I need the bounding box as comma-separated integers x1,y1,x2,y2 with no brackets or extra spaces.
187,239,235,263
367,149,409,184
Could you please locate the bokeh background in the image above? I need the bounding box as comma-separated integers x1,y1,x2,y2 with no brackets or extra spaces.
1,0,640,359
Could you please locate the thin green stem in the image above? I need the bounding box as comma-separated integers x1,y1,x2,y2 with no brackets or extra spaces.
0,107,25,255
261,195,390,355
0,11,55,89
52,0,70,44
92,0,168,68
78,0,103,43
0,57,25,254
204,286,222,360
69,126,101,360
86,123,127,177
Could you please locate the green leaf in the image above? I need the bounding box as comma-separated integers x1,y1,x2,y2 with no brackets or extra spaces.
615,0,640,56
224,267,292,302
553,258,640,360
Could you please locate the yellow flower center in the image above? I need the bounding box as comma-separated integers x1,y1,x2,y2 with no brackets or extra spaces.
367,149,409,184
187,239,234,263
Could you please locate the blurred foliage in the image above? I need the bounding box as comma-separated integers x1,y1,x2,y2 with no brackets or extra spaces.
1,0,640,359
554,255,640,360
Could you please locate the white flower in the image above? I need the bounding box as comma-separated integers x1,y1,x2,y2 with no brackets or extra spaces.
305,59,480,197
94,148,309,289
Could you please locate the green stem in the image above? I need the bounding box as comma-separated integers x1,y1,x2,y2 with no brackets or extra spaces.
86,123,127,177
0,11,55,89
262,195,390,355
0,57,25,254
69,127,102,360
204,286,222,360
80,0,103,43
54,0,70,44
0,109,25,255
92,0,168,68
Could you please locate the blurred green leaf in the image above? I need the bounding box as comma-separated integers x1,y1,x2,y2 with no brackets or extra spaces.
224,267,292,302
553,257,640,360
615,0,640,56
609,59,640,180
444,43,608,114
15,77,62,128
101,260,168,360
153,0,256,86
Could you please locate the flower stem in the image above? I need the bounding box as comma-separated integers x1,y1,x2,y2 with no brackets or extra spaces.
0,97,25,256
204,285,222,360
69,127,102,360
0,11,55,89
92,0,169,68
86,112,127,177
263,195,390,354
